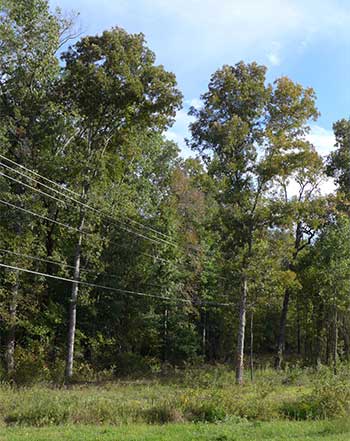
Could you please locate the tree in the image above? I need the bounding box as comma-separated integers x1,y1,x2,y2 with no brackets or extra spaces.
58,27,182,380
327,119,350,199
299,216,350,372
273,148,326,369
0,0,71,376
188,62,318,383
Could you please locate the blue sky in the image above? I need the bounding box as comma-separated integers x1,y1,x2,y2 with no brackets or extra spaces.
50,0,350,159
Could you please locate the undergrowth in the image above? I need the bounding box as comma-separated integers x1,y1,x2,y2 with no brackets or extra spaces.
0,364,349,427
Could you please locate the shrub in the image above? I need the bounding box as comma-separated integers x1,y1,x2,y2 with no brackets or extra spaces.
114,353,152,376
281,375,350,420
12,345,51,385
184,399,227,423
144,403,184,424
5,393,73,426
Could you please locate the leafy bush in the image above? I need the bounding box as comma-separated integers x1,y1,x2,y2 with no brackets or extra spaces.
144,403,184,424
5,393,73,426
185,400,227,422
281,371,350,420
12,345,51,385
114,353,152,376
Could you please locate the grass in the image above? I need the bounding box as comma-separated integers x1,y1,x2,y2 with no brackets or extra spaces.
1,420,350,440
0,366,313,426
0,364,349,439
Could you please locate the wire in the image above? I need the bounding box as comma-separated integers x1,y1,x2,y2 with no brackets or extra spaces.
0,160,175,247
0,198,84,233
0,155,177,246
0,154,177,245
0,199,179,266
0,170,68,207
0,247,117,280
0,248,165,290
0,248,176,285
0,155,81,197
0,262,233,307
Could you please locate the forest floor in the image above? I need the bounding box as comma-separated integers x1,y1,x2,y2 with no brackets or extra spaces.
0,365,348,440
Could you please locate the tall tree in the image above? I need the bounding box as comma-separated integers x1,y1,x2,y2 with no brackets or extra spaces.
188,62,318,383
0,0,71,375
58,28,182,380
273,148,326,369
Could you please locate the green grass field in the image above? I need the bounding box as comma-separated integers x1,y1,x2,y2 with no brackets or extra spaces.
0,366,349,440
1,420,350,441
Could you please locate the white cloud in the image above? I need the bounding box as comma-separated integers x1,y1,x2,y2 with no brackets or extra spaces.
267,52,281,66
165,109,194,158
307,125,335,156
185,98,202,109
58,0,350,75
267,42,282,66
165,131,182,144
113,0,350,69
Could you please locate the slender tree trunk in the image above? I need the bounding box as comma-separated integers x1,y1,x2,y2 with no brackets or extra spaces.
333,306,338,375
236,273,248,384
65,210,85,382
5,270,18,377
163,306,168,362
296,294,301,355
249,311,254,382
275,289,290,370
326,323,330,366
275,222,303,369
342,316,350,361
315,300,324,368
202,310,207,359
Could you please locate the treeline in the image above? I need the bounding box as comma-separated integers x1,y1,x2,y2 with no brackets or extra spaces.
1,0,350,384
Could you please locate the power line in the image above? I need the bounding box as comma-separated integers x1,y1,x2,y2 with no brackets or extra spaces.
0,154,178,246
0,248,174,287
0,198,179,266
1,159,179,249
0,248,169,292
0,247,117,280
0,198,84,233
0,262,233,307
0,160,175,247
0,170,68,207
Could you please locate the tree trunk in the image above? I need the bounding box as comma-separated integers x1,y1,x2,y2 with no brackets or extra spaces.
275,288,290,370
65,210,85,382
333,307,338,375
163,306,168,362
249,311,254,382
314,297,323,368
296,294,301,355
5,270,18,377
326,324,330,366
236,274,247,384
342,316,350,361
202,310,207,359
275,222,303,369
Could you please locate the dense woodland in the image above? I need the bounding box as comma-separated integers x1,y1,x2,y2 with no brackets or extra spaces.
1,0,350,385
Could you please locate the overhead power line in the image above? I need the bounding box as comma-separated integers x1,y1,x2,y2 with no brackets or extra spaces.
0,247,118,280
0,170,68,207
0,198,178,266
0,262,233,308
0,159,174,247
0,198,83,233
0,248,173,288
0,154,178,246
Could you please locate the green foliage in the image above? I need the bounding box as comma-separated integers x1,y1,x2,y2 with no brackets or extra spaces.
1,0,350,393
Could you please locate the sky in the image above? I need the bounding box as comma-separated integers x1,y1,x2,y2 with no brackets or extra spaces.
50,0,349,169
